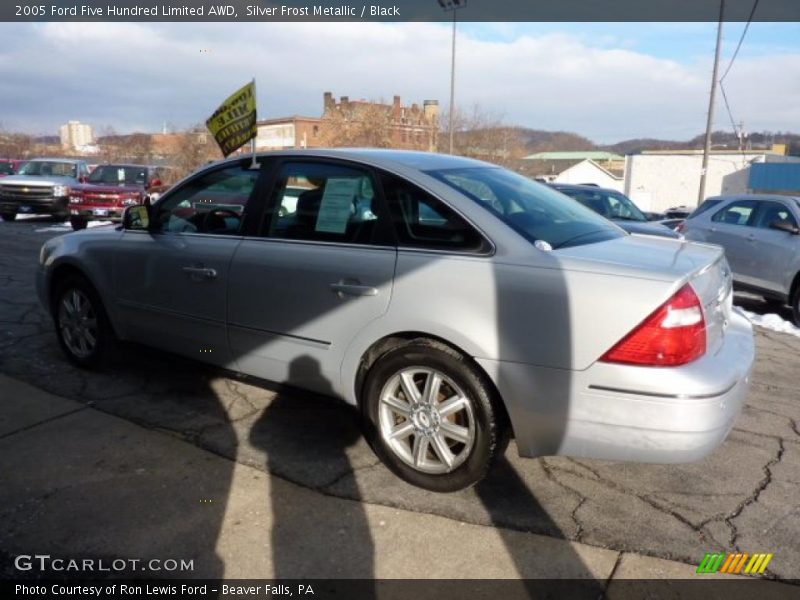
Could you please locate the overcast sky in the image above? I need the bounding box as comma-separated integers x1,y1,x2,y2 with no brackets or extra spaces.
1,21,798,143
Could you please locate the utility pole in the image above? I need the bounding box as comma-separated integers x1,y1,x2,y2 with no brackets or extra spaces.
698,0,725,205
438,0,466,154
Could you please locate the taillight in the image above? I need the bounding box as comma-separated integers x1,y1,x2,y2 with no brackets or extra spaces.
600,284,706,367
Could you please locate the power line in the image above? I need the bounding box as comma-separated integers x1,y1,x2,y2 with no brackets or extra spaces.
720,0,760,83
717,0,759,158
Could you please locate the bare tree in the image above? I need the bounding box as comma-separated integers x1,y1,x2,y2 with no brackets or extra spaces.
126,133,154,164
319,101,395,148
161,125,222,181
438,104,526,166
96,125,122,162
0,125,35,159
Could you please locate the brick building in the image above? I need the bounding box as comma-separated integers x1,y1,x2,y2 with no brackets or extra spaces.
254,92,439,151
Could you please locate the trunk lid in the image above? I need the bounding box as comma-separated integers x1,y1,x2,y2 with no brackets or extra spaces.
556,235,733,355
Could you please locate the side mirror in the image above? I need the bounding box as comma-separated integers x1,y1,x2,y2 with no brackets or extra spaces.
123,204,150,231
769,219,800,235
79,176,87,183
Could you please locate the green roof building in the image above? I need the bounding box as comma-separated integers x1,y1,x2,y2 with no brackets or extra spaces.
523,151,624,161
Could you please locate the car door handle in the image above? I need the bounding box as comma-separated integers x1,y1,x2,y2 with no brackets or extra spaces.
181,266,218,280
746,234,756,242
329,282,379,297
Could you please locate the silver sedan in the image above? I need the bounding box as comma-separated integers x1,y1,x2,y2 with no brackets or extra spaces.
36,150,755,491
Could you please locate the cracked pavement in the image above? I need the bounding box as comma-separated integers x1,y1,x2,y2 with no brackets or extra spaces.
1,217,799,581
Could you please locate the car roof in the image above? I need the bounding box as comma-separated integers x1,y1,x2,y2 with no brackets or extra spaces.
93,163,155,169
27,158,86,164
215,148,494,172
706,193,800,203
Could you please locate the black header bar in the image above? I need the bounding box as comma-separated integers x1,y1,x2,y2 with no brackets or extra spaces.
4,0,800,23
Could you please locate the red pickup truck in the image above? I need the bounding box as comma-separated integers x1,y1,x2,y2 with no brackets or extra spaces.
68,164,166,230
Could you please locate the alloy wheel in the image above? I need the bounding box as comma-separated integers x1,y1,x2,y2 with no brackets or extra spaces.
378,367,476,474
58,288,98,359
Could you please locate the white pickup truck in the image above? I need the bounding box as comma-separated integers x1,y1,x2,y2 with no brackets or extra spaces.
0,158,90,222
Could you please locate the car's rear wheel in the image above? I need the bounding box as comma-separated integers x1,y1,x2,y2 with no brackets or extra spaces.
792,287,800,327
362,339,504,492
53,275,113,368
70,217,88,231
763,297,786,311
1,212,16,222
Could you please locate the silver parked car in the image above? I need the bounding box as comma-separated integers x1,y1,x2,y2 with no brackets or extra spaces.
37,150,754,491
682,194,800,325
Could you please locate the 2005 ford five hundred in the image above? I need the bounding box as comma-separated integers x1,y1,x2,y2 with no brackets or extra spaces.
37,150,755,491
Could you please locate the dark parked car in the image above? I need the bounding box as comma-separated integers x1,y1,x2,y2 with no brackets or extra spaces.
548,183,681,239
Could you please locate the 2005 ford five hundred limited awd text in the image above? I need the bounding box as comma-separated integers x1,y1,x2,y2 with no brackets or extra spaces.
36,150,755,491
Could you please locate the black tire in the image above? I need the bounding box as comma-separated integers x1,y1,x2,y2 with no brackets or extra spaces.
763,297,786,311
70,217,88,231
362,338,505,492
1,213,16,222
792,287,800,328
52,274,115,368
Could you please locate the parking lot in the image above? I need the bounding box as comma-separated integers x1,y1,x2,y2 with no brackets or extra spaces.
1,216,799,582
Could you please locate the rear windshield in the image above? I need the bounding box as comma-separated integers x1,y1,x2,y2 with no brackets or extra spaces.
88,165,148,185
426,167,624,249
556,187,648,222
689,198,722,219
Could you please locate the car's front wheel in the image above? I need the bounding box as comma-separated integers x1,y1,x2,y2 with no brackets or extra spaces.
362,339,504,492
792,286,800,327
1,212,16,222
70,217,88,231
53,275,114,368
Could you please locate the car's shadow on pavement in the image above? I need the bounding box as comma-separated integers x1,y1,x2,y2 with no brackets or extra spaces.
733,291,796,323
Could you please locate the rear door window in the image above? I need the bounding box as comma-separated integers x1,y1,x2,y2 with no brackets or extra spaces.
752,201,798,230
381,173,489,253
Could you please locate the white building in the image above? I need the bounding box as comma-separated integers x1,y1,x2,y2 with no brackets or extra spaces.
624,150,800,213
551,159,624,191
59,121,94,150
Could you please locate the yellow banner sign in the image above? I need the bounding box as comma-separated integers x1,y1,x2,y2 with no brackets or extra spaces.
205,81,257,157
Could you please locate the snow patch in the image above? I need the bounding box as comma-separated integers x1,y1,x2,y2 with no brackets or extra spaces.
737,307,800,338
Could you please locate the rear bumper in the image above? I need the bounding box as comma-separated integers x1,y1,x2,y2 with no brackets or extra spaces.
477,310,755,463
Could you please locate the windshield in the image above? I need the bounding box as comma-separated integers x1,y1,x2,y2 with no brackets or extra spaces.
556,187,648,222
18,161,77,178
427,167,624,249
88,165,148,185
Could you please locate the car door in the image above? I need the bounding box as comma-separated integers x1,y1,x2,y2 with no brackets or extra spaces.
113,160,264,365
746,200,800,295
227,159,397,395
704,199,759,286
